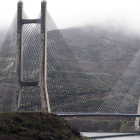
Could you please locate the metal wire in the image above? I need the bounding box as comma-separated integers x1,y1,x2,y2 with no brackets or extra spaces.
0,9,140,115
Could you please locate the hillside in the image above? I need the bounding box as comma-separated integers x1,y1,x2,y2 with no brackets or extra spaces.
0,26,140,112
61,26,140,79
0,112,86,140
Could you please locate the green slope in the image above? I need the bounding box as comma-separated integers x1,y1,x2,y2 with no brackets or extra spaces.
0,112,85,140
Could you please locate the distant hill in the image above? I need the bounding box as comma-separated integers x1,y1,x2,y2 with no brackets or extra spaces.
1,26,140,80
1,26,139,80
0,26,140,112
61,26,140,79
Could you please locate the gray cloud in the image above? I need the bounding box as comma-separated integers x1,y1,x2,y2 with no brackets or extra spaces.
0,0,140,35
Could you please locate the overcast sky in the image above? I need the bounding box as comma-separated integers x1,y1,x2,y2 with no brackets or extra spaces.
0,0,140,33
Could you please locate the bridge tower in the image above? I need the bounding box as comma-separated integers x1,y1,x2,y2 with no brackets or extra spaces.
135,97,140,132
13,1,50,112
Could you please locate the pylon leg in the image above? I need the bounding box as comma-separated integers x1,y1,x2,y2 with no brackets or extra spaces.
39,1,50,113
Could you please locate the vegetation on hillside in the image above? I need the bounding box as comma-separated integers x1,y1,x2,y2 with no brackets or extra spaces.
0,112,86,140
0,25,138,112
67,117,135,133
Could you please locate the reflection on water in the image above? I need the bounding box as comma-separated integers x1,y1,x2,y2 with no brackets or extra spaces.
81,132,140,140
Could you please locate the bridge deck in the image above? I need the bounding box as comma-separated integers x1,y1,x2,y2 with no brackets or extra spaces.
58,113,140,117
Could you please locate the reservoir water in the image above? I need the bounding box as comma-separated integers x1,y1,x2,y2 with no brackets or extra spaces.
81,132,140,140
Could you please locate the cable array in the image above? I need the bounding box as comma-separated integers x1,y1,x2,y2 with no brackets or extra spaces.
0,14,17,111
0,11,104,113
47,12,102,113
98,49,140,114
18,12,41,111
1,10,140,114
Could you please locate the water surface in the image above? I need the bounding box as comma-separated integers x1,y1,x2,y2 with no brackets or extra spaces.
81,132,140,140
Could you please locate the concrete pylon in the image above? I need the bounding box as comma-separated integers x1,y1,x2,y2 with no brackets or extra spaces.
12,1,50,112
39,1,50,112
135,96,140,132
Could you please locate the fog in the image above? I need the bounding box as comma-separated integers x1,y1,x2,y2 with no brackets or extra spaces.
0,0,140,34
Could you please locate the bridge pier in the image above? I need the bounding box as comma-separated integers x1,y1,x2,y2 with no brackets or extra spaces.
135,96,140,132
12,1,50,112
